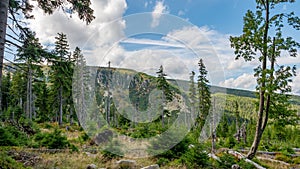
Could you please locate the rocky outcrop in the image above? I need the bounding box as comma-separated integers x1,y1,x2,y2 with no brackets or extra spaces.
141,164,159,169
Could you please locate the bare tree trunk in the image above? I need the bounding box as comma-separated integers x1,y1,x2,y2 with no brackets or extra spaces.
211,97,216,153
0,0,9,114
59,86,63,126
70,107,73,125
235,101,240,143
26,65,33,120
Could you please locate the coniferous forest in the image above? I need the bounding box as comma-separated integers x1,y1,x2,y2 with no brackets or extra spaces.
0,0,300,169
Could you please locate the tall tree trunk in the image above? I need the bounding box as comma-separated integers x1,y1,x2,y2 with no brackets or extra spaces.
26,65,33,120
70,107,73,125
211,97,216,153
0,0,9,114
59,86,63,126
247,0,270,159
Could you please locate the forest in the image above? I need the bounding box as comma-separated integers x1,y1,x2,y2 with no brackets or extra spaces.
0,0,300,169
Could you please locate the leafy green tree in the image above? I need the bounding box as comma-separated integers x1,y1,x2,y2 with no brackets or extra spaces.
197,59,211,129
230,0,300,159
156,65,173,127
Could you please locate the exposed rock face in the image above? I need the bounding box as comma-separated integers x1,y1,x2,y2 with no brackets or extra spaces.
92,129,113,145
86,164,97,169
231,164,241,169
141,164,159,169
116,159,137,168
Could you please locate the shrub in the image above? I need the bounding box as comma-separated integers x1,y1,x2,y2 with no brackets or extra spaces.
224,136,237,149
148,127,192,159
216,153,237,169
34,129,72,149
0,126,28,146
180,144,210,168
156,158,169,166
0,152,28,169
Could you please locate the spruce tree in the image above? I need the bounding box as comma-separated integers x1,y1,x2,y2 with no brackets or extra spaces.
189,71,196,127
17,33,44,120
197,59,211,129
49,32,70,126
73,47,89,126
156,65,173,128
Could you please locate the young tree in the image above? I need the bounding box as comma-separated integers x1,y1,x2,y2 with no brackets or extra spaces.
156,65,173,128
230,0,300,159
197,59,211,129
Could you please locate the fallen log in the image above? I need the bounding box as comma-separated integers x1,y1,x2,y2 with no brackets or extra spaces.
256,156,290,166
208,153,220,162
228,150,266,169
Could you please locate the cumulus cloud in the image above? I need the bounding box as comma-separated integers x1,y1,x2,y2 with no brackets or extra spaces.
151,1,169,28
219,73,256,90
28,0,127,50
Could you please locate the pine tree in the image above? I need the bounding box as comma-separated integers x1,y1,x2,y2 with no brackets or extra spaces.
1,72,11,111
17,33,45,120
49,32,70,126
73,47,89,127
189,71,196,128
9,70,26,115
197,59,211,129
156,65,173,128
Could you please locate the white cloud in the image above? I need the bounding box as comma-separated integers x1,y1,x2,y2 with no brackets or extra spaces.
151,1,169,28
219,73,256,90
28,0,127,50
122,38,185,48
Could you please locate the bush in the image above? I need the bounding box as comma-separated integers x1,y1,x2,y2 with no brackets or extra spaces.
224,136,237,149
0,152,28,169
156,158,169,166
148,127,192,159
0,126,28,146
34,129,73,149
216,153,237,169
180,144,210,168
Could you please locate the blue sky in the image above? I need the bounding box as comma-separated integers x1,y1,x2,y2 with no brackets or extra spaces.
24,0,300,94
